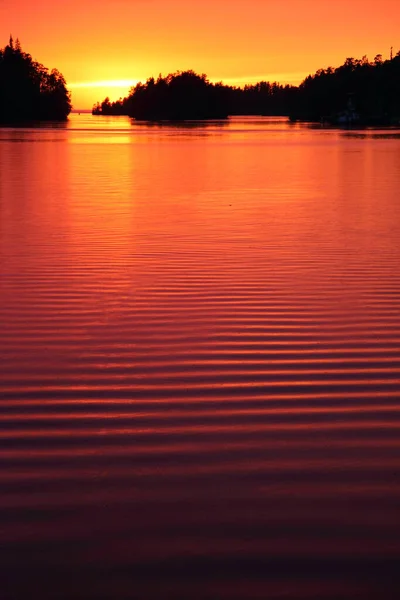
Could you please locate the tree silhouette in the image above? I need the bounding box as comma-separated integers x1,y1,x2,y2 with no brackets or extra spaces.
290,52,400,124
93,70,296,119
92,51,400,125
0,38,71,123
125,70,228,120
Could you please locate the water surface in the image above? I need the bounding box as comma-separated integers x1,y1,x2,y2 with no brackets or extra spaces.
1,116,400,599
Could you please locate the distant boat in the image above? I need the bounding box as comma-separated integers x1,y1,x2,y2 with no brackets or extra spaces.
322,93,360,126
321,93,400,127
322,112,396,127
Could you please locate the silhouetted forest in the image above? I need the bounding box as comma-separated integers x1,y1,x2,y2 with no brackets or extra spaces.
93,52,400,124
0,37,71,123
291,52,400,124
92,71,295,119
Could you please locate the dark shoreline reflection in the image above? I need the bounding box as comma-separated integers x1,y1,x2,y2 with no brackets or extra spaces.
129,118,230,139
343,131,400,139
0,120,69,129
132,118,229,128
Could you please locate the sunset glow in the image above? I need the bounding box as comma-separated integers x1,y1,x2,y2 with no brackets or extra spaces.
2,0,400,108
3,0,400,594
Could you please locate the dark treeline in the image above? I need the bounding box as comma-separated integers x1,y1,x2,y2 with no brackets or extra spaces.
92,71,295,119
292,52,400,124
93,52,400,124
0,37,71,123
226,81,296,116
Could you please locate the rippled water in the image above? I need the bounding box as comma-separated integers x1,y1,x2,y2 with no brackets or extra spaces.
1,116,400,599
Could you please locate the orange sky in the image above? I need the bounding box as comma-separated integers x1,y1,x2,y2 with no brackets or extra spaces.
2,0,400,109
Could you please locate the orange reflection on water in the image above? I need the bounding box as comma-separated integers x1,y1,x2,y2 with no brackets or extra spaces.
2,116,400,599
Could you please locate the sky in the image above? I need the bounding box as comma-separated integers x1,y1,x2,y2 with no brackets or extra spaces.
1,0,400,109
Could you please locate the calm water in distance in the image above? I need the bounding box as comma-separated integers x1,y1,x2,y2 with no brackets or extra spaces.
1,115,400,599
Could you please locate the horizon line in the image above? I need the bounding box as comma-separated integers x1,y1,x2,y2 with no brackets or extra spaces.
68,71,307,91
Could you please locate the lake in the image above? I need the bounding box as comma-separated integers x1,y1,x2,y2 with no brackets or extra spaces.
1,115,400,599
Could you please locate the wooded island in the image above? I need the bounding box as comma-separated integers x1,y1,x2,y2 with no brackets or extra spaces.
1,35,399,125
0,37,71,123
93,52,400,125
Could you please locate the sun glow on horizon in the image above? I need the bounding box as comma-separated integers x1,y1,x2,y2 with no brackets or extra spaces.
69,72,308,109
68,80,139,110
213,72,307,87
69,79,139,89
